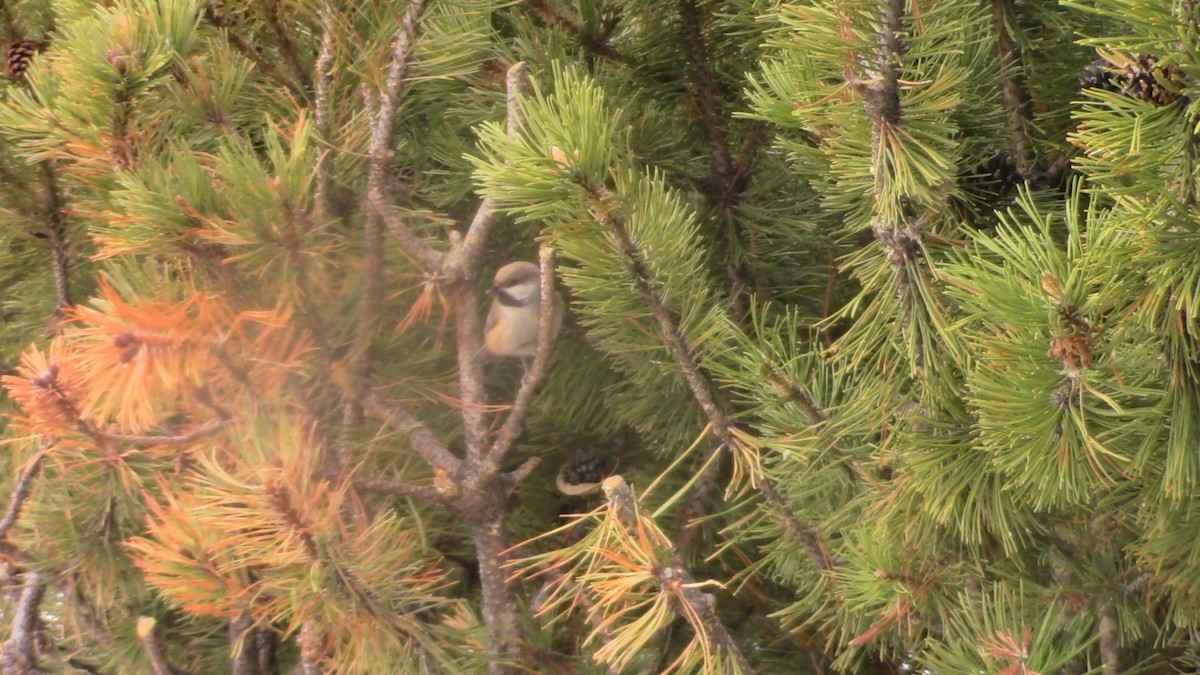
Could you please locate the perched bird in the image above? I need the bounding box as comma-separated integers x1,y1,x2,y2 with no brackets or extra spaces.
484,261,563,364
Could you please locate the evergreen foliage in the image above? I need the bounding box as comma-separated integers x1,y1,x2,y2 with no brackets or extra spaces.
0,0,1198,673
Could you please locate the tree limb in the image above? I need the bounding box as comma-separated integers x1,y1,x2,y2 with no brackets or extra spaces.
447,62,530,281
0,443,49,543
3,570,45,674
312,6,338,220
353,477,452,506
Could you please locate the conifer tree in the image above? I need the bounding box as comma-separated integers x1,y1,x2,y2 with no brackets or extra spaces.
1,0,1200,673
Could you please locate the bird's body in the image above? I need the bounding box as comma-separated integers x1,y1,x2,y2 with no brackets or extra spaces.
484,261,563,358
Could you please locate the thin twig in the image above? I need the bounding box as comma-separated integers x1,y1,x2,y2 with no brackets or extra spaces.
136,617,175,675
203,2,304,99
95,418,228,446
353,477,451,506
513,544,619,675
264,0,310,92
524,0,628,64
330,363,460,471
39,162,70,317
483,249,558,470
365,0,443,272
448,63,530,280
0,444,49,543
2,570,45,675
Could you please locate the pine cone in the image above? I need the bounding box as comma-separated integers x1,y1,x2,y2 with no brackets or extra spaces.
1121,54,1184,106
5,40,41,80
556,449,619,496
1079,59,1121,93
1081,53,1186,106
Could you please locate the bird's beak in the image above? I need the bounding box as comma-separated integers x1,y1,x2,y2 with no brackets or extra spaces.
487,285,498,296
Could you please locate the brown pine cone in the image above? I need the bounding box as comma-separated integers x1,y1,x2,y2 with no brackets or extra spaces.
5,40,42,80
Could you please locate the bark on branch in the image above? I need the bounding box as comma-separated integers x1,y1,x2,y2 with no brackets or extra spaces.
3,570,45,674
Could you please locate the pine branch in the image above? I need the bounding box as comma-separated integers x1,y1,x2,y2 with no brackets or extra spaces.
3,570,45,675
0,444,49,543
677,0,730,190
353,477,451,506
263,0,310,93
602,476,756,674
331,363,460,471
39,162,71,318
523,1,629,64
574,177,834,571
312,6,337,220
296,618,323,675
1099,601,1121,675
447,63,530,281
992,0,1032,176
136,617,177,675
866,0,903,164
94,418,228,446
365,0,444,273
472,515,520,673
229,615,260,675
203,2,304,99
676,0,764,321
482,249,558,470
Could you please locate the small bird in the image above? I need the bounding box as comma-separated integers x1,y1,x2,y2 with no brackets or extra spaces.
484,261,563,366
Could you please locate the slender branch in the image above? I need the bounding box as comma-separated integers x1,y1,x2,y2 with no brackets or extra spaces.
331,363,460,471
296,618,323,675
448,62,530,280
454,277,489,453
575,177,834,570
264,0,310,92
0,445,49,543
602,477,756,674
136,617,176,675
39,162,70,317
992,0,1032,176
483,249,558,469
365,0,444,273
353,477,451,506
1099,601,1121,675
95,418,228,446
203,2,304,98
523,0,629,64
312,6,337,220
677,0,730,189
3,570,45,675
229,615,260,675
